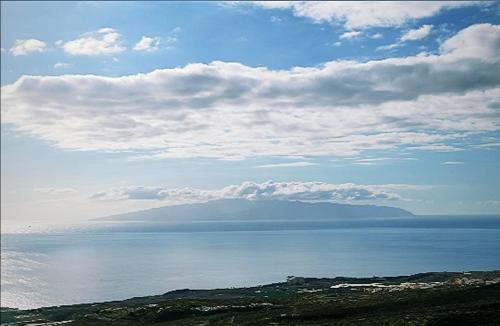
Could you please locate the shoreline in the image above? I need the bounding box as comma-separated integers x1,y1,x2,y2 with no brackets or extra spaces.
2,270,500,325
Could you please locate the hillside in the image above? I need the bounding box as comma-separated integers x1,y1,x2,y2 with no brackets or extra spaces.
98,199,413,222
2,271,499,325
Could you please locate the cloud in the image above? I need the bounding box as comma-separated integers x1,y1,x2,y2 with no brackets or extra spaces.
2,24,500,160
133,36,161,52
270,15,283,23
256,162,318,168
378,24,433,51
91,181,408,203
53,62,73,69
34,187,77,194
401,24,433,41
473,142,500,149
478,199,500,207
249,1,477,29
441,161,464,165
371,33,383,39
58,27,126,55
339,30,361,39
376,43,401,51
9,39,47,56
410,144,462,152
353,157,390,165
440,23,500,61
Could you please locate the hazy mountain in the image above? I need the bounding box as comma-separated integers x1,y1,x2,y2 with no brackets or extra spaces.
98,199,413,222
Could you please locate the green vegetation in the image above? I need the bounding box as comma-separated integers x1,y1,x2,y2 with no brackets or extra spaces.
2,271,500,325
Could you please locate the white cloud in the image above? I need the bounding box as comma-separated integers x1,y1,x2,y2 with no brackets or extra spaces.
474,142,500,149
441,161,464,165
401,24,433,41
353,157,391,165
9,39,47,56
53,62,73,69
333,41,342,47
59,27,125,55
250,1,477,29
440,23,500,61
2,24,500,160
410,144,462,152
378,24,433,51
97,27,116,34
91,180,408,203
133,36,161,52
339,30,361,39
376,43,401,51
256,161,318,168
270,16,283,23
1,48,6,53
371,33,383,39
355,157,390,162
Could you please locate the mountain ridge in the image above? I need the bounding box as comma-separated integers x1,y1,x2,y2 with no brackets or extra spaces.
97,198,413,222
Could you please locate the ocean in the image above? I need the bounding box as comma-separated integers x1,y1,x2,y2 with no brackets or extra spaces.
2,215,500,309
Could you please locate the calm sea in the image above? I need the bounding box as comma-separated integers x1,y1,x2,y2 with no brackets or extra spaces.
2,215,500,309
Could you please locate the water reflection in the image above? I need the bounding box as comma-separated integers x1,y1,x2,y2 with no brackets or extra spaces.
2,217,500,309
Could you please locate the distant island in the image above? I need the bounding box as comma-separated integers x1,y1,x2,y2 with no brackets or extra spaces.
98,198,413,222
2,270,499,325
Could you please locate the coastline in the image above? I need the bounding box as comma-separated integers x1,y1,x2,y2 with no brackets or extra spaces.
2,270,500,325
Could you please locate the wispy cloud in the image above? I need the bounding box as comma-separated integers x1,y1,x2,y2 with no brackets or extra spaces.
133,27,180,53
376,43,401,52
34,187,78,194
352,157,391,165
473,142,500,149
53,62,73,69
401,24,433,41
441,161,464,165
270,15,283,23
411,145,462,152
477,199,500,207
256,162,318,168
354,157,390,162
133,36,161,52
378,24,433,52
339,30,361,39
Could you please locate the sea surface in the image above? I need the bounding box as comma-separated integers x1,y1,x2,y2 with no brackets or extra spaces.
2,215,500,309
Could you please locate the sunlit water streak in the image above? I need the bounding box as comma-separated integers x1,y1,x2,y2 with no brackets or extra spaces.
2,216,500,309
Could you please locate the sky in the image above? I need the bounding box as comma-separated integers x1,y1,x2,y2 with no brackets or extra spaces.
1,1,500,228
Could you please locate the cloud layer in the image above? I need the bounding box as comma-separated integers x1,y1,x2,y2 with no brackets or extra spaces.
91,181,409,203
2,24,500,159
256,162,318,168
250,1,476,29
